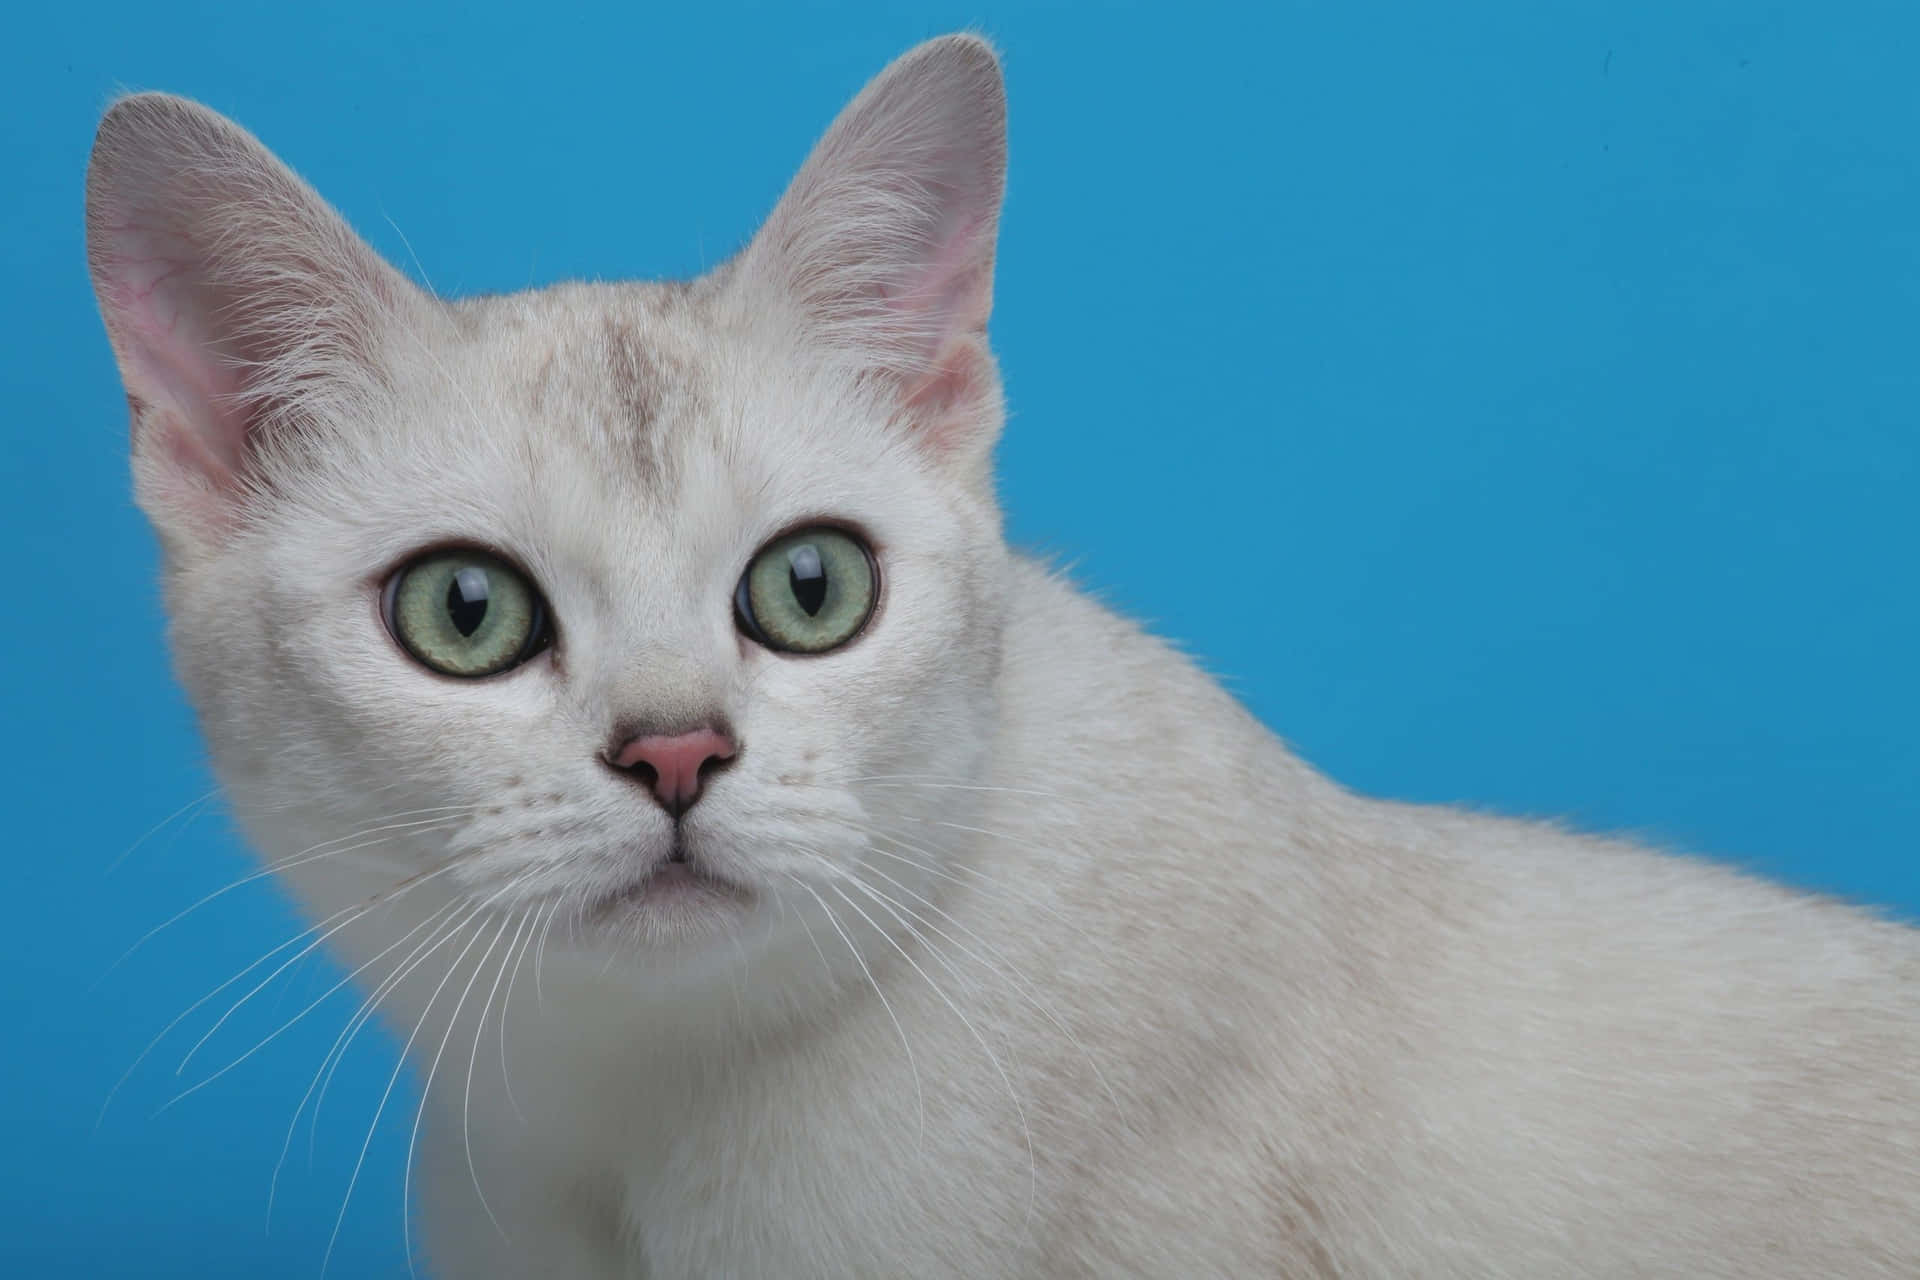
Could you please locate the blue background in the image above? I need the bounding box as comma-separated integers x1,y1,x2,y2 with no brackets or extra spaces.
4,1,1917,1274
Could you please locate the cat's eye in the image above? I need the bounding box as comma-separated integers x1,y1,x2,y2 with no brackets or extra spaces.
383,549,552,678
734,526,878,655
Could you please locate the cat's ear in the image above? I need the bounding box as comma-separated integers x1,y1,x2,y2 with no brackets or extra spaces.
738,35,1008,463
85,93,425,552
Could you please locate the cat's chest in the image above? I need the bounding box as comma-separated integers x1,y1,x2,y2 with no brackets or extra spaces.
576,1002,1046,1278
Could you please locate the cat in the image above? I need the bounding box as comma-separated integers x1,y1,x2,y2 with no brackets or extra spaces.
87,32,1920,1280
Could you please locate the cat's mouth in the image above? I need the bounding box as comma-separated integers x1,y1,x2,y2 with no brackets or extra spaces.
585,847,754,924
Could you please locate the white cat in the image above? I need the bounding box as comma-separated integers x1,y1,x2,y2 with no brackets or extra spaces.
87,34,1919,1280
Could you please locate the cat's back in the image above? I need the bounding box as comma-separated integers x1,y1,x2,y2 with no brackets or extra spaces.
996,557,1920,1276
1355,806,1920,1275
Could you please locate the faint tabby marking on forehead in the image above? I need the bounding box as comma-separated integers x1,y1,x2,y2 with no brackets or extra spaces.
601,315,663,436
524,346,560,414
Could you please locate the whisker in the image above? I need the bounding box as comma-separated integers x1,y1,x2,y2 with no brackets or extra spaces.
838,859,1123,1118
98,897,367,1129
293,899,492,1181
324,896,506,1276
270,894,481,1223
306,888,483,1156
784,875,925,1144
495,902,546,1127
261,807,484,871
102,847,475,1128
820,874,1037,1221
459,909,535,1239
402,913,517,1272
919,817,1081,863
102,811,476,976
857,822,1100,947
171,853,467,1078
783,877,844,997
101,787,220,878
837,776,1061,801
160,871,468,1116
844,830,1099,952
533,897,561,1007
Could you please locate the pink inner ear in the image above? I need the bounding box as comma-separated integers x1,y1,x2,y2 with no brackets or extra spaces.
104,259,252,487
884,210,994,360
135,400,242,538
902,338,994,456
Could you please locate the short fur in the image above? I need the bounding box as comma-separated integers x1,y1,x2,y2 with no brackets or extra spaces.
87,35,1920,1279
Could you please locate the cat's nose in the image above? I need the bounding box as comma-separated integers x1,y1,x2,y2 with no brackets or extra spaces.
606,727,738,817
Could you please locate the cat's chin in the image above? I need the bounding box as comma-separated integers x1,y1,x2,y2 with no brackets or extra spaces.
576,860,757,945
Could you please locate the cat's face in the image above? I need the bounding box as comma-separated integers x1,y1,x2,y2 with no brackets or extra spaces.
175,283,1009,955
88,38,1011,972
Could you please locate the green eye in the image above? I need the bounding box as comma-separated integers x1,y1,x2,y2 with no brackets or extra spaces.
734,526,877,654
384,549,551,678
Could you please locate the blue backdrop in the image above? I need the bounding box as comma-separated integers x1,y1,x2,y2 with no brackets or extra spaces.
4,2,1916,1275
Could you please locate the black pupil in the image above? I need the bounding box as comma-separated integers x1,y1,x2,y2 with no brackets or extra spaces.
788,544,828,617
447,566,491,637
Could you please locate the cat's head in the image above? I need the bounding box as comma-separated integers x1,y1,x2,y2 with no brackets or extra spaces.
86,37,1012,974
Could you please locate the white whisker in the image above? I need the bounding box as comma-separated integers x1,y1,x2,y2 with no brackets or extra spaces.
104,809,477,973
171,853,464,1078
533,897,562,1007
98,898,363,1129
324,893,509,1277
785,875,925,1143
841,857,1123,1118
496,903,546,1127
840,776,1060,800
821,874,1037,1222
101,787,220,878
402,912,517,1272
270,894,479,1224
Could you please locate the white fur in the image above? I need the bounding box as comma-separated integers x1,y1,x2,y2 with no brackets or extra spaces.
87,35,1920,1279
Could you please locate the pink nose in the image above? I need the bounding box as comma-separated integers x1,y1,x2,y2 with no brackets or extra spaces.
609,727,737,816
